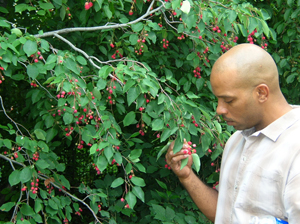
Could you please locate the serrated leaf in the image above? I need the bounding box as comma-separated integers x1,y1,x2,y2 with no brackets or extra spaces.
99,65,113,79
173,137,183,154
20,204,35,216
76,55,87,65
180,157,189,170
123,111,136,126
157,141,171,160
156,179,167,190
125,192,137,209
0,202,15,212
23,40,37,57
111,177,124,188
63,112,73,125
20,166,32,183
192,153,201,173
9,170,21,186
34,129,46,140
131,176,146,187
132,186,145,202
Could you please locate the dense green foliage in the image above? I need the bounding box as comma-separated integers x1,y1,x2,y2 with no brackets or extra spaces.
0,0,297,223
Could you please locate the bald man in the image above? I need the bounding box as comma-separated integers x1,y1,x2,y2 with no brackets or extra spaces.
166,44,300,223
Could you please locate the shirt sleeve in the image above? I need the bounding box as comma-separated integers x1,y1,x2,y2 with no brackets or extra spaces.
284,151,300,223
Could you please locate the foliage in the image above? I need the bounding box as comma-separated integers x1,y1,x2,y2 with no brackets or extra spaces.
0,0,273,223
249,0,300,105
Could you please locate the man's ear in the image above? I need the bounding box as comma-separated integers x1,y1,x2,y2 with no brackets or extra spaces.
255,84,269,103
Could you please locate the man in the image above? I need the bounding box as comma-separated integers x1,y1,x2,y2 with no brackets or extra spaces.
165,43,300,223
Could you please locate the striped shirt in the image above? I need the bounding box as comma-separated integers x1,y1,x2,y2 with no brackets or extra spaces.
215,106,300,223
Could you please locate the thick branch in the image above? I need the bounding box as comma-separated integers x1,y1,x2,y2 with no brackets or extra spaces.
34,2,164,38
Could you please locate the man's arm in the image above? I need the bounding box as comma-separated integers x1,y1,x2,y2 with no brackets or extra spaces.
165,140,218,222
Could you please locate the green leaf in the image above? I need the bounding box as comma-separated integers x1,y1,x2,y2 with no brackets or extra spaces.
97,156,108,172
173,137,183,154
0,202,15,212
27,64,39,79
76,55,87,65
129,149,142,160
63,112,73,125
59,174,70,190
36,159,50,169
39,2,54,10
156,179,167,190
38,141,49,152
65,58,80,74
192,153,201,173
3,139,12,149
34,129,46,140
129,34,139,45
99,65,113,79
23,40,37,57
9,170,21,186
111,177,124,188
131,176,146,187
20,166,32,183
127,87,139,106
48,198,58,210
152,119,164,131
125,192,137,209
152,204,166,221
20,204,35,216
180,157,189,170
132,186,145,202
104,5,112,19
131,22,144,32
157,141,171,160
123,111,136,126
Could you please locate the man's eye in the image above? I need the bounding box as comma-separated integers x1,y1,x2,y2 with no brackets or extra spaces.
225,100,233,104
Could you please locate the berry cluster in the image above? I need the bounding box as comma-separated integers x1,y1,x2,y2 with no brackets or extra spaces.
193,66,201,79
212,25,221,33
46,184,54,194
84,2,93,10
191,115,199,127
107,85,116,105
164,163,171,169
29,179,40,194
32,151,39,161
183,141,197,155
75,207,82,215
31,51,43,63
162,39,169,49
247,29,257,44
92,163,101,175
30,82,38,87
111,49,123,59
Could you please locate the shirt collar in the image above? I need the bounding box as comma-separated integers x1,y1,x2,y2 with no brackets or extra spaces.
242,106,300,142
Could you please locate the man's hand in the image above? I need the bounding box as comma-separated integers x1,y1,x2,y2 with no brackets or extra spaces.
165,139,193,180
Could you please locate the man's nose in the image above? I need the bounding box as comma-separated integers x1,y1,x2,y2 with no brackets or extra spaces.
216,101,227,115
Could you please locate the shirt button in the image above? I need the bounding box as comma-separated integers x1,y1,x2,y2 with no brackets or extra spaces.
242,156,246,161
234,185,238,190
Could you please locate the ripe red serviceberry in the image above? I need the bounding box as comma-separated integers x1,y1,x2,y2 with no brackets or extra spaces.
121,198,125,202
129,175,132,179
85,2,90,10
156,134,160,138
211,162,215,166
129,10,133,16
139,107,144,112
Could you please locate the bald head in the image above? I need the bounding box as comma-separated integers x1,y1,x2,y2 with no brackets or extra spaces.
211,44,279,93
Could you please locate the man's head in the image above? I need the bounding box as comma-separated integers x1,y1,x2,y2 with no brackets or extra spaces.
210,43,284,131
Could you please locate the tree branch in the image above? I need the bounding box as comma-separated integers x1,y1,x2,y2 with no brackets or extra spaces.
34,2,164,38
